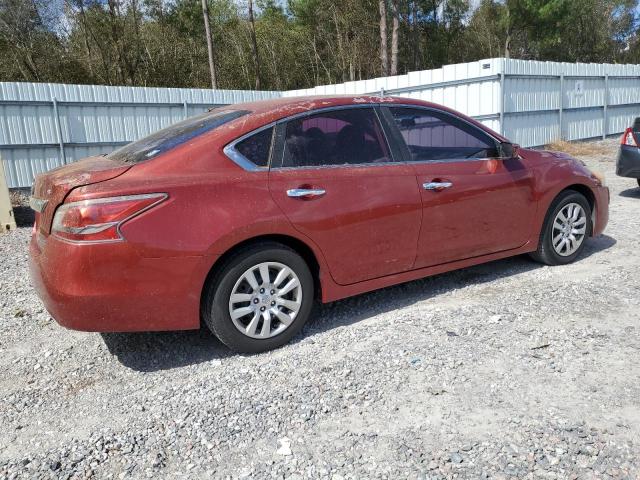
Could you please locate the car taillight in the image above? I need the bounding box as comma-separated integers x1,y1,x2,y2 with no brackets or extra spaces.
52,193,167,242
621,128,638,147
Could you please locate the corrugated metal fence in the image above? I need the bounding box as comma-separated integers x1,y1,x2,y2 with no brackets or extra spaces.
0,83,280,188
3,58,640,187
502,60,640,147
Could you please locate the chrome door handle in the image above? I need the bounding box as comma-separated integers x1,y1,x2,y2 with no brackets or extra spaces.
286,188,326,198
423,182,453,191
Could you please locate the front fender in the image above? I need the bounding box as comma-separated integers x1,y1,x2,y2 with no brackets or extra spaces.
523,149,603,242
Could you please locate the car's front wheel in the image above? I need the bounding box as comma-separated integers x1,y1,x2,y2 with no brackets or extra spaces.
202,242,314,353
530,190,592,266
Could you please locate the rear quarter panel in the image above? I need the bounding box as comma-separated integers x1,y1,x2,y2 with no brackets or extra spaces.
70,138,278,255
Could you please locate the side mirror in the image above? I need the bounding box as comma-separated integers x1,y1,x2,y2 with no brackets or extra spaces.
499,142,520,159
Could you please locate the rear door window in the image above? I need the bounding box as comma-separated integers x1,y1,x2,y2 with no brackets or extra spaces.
107,109,249,163
279,108,392,168
233,127,273,168
388,107,498,161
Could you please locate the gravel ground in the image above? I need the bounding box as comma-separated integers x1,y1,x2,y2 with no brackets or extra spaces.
1,138,639,479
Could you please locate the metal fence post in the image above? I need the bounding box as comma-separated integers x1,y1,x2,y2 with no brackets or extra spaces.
52,97,67,165
183,100,189,119
499,71,505,136
603,74,609,140
559,74,565,141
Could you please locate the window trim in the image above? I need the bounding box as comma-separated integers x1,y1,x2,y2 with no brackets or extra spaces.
223,103,505,171
223,123,276,171
380,105,502,164
271,105,400,170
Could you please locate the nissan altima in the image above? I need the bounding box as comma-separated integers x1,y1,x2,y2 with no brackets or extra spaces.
29,96,609,352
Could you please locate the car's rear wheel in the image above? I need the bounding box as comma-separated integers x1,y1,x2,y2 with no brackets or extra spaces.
202,242,314,353
530,190,592,266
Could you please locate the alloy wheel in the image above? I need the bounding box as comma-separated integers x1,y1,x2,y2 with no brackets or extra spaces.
228,262,302,339
551,202,587,257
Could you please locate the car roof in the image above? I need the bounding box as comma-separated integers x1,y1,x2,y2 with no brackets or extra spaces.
230,95,425,119
218,95,507,143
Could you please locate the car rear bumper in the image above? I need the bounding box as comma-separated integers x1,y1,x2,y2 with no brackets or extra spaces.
29,232,215,332
616,145,640,178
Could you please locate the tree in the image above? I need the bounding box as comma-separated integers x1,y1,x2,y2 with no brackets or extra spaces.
247,0,261,89
0,0,637,90
465,0,513,59
201,0,218,89
390,0,399,75
0,0,78,82
379,0,389,75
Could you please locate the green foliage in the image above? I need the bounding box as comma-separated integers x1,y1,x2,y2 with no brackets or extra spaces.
0,0,638,89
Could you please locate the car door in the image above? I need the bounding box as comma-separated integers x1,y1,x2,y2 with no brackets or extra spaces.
268,106,422,286
381,105,536,269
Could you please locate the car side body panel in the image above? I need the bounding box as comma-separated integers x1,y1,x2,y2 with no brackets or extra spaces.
318,241,538,303
268,163,422,285
411,157,536,268
317,149,609,304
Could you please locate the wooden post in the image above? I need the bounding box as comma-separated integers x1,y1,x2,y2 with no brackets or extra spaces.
0,157,17,232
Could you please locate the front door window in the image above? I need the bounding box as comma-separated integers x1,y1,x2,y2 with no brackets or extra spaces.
388,107,499,161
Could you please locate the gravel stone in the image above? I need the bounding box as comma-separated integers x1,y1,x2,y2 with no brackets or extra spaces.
1,139,639,479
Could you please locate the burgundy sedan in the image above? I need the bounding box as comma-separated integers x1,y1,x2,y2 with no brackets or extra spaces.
29,96,609,352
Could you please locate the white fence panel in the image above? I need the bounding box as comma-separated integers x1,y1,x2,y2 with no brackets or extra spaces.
503,111,561,149
501,59,640,147
608,105,640,135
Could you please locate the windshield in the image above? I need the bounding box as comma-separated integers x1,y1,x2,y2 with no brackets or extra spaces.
107,109,249,163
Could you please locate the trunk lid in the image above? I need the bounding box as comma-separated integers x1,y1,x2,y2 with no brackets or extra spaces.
31,156,131,234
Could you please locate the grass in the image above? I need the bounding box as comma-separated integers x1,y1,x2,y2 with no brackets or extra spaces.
545,139,618,158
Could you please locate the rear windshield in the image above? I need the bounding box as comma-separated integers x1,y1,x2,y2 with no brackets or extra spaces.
107,109,249,163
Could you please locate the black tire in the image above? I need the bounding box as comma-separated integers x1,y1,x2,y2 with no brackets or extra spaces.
202,242,314,353
530,190,592,266
637,178,640,188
